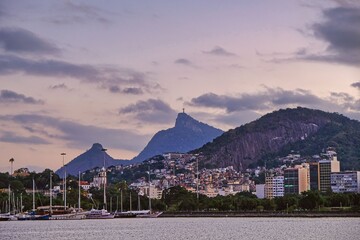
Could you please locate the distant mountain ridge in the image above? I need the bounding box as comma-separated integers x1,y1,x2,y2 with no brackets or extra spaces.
55,143,127,176
131,112,224,163
57,108,360,175
56,112,224,175
193,107,360,171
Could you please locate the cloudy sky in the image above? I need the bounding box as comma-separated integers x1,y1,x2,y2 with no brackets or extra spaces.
0,0,359,172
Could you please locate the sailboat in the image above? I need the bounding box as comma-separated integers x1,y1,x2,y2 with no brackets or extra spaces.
17,179,50,220
114,191,136,218
135,172,162,218
85,148,114,219
19,172,84,220
16,193,29,220
0,189,15,221
1,186,16,221
48,171,85,220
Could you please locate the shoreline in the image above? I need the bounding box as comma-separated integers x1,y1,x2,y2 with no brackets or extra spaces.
159,211,360,218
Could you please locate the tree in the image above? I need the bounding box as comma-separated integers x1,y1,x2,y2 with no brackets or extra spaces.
179,198,196,211
299,191,324,210
259,198,276,211
152,199,166,211
327,193,350,207
0,173,10,188
275,195,298,211
237,197,258,211
9,180,24,194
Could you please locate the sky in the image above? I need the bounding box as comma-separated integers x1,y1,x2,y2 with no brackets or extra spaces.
0,0,359,172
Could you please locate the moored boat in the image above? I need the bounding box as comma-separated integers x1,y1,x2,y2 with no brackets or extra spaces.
136,211,163,218
113,211,136,218
0,213,18,221
85,150,114,220
85,208,114,219
16,210,50,221
49,212,85,220
0,214,11,221
35,205,86,220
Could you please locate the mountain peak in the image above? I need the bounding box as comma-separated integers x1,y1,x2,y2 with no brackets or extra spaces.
91,143,103,150
131,112,224,163
55,143,127,176
175,112,197,128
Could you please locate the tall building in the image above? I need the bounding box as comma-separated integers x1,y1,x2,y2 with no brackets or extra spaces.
265,175,284,199
309,149,340,192
309,162,319,191
284,164,309,195
319,157,340,192
331,171,360,193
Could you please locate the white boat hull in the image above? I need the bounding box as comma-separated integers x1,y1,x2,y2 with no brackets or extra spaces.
49,213,86,220
136,212,163,218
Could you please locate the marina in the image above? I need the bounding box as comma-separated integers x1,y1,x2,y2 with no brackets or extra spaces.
0,150,159,221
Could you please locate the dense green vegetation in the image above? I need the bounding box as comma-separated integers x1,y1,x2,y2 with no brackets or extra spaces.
279,120,360,170
161,186,360,212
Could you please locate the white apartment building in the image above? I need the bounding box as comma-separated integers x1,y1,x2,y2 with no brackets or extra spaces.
265,175,284,199
331,171,360,193
138,184,163,199
255,184,265,199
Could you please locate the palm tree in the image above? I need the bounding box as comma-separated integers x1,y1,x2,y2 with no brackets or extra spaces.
9,158,14,175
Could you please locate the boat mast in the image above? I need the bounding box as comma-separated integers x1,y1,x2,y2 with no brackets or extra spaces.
101,148,107,210
50,171,52,215
61,153,66,203
129,193,132,212
103,177,106,210
20,193,23,213
12,192,15,214
138,193,140,211
78,171,81,210
110,197,112,213
16,196,19,213
8,185,11,214
148,171,151,213
32,178,35,211
196,157,199,211
120,190,123,212
64,163,68,210
116,195,119,212
196,158,199,200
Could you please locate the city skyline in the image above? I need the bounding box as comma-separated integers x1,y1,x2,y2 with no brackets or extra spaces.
0,0,359,172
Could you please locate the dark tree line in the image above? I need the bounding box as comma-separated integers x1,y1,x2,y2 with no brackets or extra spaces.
1,170,360,213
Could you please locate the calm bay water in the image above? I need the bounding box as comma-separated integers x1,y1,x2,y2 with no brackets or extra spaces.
0,218,359,240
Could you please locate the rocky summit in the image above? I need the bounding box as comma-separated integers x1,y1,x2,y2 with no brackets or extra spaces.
131,112,224,163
